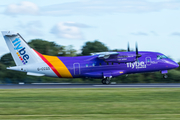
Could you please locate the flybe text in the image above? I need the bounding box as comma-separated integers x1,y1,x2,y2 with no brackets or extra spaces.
12,38,29,64
127,61,146,69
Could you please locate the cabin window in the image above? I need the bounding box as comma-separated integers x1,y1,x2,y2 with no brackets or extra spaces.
112,62,114,65
157,55,168,60
99,63,101,66
92,63,95,66
162,55,168,59
86,64,88,67
106,62,109,65
157,55,161,60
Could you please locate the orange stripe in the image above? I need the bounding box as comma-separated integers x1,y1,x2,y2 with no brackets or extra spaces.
43,55,73,78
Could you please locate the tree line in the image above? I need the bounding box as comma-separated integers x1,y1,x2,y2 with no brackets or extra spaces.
0,39,180,84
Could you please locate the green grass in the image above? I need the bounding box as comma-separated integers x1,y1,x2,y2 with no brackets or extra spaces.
0,88,180,120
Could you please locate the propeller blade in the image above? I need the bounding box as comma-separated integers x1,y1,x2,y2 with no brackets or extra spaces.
127,42,130,52
135,42,142,61
136,42,138,55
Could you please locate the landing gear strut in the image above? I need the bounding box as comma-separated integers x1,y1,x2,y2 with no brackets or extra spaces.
101,77,111,84
163,74,168,79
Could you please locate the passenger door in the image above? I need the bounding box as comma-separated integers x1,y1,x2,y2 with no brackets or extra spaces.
73,63,80,75
146,57,151,65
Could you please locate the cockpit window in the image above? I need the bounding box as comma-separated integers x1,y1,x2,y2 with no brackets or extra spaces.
157,55,168,60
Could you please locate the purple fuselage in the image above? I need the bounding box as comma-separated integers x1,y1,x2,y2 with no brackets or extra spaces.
57,51,179,79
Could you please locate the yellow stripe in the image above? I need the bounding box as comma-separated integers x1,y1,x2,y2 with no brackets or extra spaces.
43,55,72,78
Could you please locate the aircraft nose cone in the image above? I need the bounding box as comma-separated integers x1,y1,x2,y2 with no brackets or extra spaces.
174,62,179,68
169,61,179,69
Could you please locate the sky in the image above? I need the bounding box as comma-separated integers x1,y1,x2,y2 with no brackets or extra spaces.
1,0,180,61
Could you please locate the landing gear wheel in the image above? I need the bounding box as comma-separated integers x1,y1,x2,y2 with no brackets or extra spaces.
163,74,168,79
105,79,110,85
101,78,111,85
101,79,106,84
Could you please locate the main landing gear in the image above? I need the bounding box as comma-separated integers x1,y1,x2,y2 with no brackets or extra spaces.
101,77,112,84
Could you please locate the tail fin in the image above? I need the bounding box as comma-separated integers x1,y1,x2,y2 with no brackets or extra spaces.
2,31,42,66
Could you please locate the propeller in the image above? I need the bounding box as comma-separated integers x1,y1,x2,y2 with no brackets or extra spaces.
127,42,142,61
135,42,142,60
127,42,130,52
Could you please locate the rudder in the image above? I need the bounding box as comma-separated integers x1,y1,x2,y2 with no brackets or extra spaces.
2,31,42,66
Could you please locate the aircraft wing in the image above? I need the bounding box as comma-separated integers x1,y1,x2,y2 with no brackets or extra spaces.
91,52,119,59
91,52,136,63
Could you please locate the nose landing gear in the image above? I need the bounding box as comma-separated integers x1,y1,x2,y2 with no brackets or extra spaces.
161,70,168,79
163,74,168,79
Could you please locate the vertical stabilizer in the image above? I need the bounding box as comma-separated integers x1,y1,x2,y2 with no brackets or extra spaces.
2,31,42,66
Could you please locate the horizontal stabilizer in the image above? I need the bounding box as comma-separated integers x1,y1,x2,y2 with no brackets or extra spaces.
4,32,18,36
27,72,45,76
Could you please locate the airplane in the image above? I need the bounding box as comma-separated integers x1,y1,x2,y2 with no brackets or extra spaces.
1,31,179,84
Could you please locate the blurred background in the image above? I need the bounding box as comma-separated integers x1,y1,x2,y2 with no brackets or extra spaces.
1,0,180,84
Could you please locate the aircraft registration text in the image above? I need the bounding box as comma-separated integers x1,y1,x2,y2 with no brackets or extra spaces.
37,67,50,71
